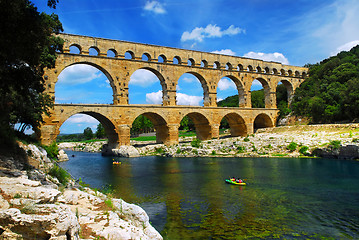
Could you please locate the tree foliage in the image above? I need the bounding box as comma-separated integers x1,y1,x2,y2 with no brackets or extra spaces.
83,127,94,140
291,45,359,123
95,123,105,139
0,0,63,144
131,115,154,136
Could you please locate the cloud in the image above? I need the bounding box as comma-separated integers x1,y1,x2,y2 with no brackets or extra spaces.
331,40,359,56
66,114,99,124
129,69,159,87
177,93,202,106
144,1,166,14
58,65,102,85
182,76,195,83
181,24,245,42
211,49,236,56
146,90,162,104
218,78,236,91
243,52,289,65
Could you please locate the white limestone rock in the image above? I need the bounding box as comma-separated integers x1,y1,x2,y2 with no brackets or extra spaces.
111,145,140,157
57,149,69,162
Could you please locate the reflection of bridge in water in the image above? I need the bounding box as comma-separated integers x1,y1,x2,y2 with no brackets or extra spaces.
40,33,307,148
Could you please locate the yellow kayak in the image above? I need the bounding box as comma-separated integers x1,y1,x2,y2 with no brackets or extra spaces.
225,179,246,185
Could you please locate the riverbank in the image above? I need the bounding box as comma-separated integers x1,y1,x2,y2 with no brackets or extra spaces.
0,143,162,239
59,124,359,160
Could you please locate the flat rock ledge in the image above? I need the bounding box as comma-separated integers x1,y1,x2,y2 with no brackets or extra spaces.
0,174,162,240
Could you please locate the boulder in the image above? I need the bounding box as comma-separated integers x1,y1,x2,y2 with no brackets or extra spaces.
103,145,140,157
57,149,69,162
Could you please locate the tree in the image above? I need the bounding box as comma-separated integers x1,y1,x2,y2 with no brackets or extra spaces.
83,127,94,140
95,123,105,139
0,0,63,145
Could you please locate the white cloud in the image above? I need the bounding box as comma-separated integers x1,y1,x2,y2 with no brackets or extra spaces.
218,78,236,91
211,49,236,56
182,76,195,83
243,52,289,65
66,114,99,124
144,1,166,14
129,69,158,87
331,40,359,56
181,24,245,42
216,97,223,102
146,90,162,104
177,93,202,106
58,65,102,85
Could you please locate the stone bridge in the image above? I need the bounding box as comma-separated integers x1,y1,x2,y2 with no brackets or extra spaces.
40,33,308,147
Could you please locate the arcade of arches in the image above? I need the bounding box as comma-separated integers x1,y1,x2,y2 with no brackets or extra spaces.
40,33,308,148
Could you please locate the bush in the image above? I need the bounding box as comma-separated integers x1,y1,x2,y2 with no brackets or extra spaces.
191,138,201,148
155,147,165,154
299,146,309,155
287,141,298,152
43,142,59,160
329,140,341,149
211,150,216,155
243,136,250,142
176,148,181,154
48,165,70,185
237,146,246,153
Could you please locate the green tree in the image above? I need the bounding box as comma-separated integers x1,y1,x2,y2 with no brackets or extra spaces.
83,127,94,140
95,123,105,139
0,0,63,145
251,89,265,108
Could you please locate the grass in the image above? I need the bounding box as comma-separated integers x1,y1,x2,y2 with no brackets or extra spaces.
131,131,197,141
48,165,71,185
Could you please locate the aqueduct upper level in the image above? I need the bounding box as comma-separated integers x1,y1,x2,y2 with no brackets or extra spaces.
44,33,307,108
40,33,308,148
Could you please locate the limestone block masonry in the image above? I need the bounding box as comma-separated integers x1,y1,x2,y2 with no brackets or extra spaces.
40,33,308,148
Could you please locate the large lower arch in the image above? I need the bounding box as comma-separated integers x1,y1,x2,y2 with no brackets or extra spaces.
131,112,169,144
57,111,119,148
56,62,117,104
182,112,211,140
253,113,274,131
221,113,247,137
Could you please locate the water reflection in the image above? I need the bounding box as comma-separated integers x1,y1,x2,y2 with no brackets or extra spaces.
60,153,359,239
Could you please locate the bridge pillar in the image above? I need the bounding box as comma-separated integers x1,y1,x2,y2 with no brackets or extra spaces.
207,92,217,107
211,124,220,139
163,90,177,106
246,122,254,135
165,124,179,145
241,91,252,108
118,124,131,145
195,123,212,141
265,92,277,109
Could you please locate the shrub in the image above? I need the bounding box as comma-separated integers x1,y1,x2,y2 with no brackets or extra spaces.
299,146,309,155
329,140,341,149
192,149,198,155
154,147,165,154
176,148,181,154
48,165,70,185
43,142,59,160
191,138,201,148
237,146,246,153
287,141,298,152
243,136,250,142
211,150,216,155
352,138,359,143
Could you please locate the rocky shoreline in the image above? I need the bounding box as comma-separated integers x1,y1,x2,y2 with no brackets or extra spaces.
59,123,359,160
0,143,162,239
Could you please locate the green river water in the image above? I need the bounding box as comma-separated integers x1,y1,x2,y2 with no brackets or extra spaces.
60,151,359,239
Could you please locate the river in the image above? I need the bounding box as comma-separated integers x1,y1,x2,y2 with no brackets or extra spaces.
59,151,359,239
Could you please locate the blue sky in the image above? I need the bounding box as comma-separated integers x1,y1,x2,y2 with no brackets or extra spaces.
32,0,359,134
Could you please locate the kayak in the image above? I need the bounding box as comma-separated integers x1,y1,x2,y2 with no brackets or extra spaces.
113,161,121,165
225,179,246,185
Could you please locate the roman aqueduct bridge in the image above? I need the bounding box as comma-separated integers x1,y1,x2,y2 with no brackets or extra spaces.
40,33,308,148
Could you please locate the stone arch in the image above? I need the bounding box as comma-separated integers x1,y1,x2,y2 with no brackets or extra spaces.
220,112,247,137
184,72,210,106
288,69,293,76
89,46,100,56
107,49,117,58
272,68,278,75
247,65,254,72
256,66,262,73
55,62,117,103
218,75,246,107
58,111,119,149
302,72,307,78
226,62,233,71
213,61,220,69
137,67,170,105
142,52,151,61
181,112,211,140
125,50,135,59
280,69,286,76
295,71,300,77
131,112,169,144
158,54,167,63
251,77,272,108
277,79,294,104
201,60,208,68
69,44,81,54
264,67,270,74
253,113,274,131
188,58,195,66
237,64,244,71
173,56,181,64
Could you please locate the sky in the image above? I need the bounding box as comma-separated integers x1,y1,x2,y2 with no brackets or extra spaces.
31,0,359,134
